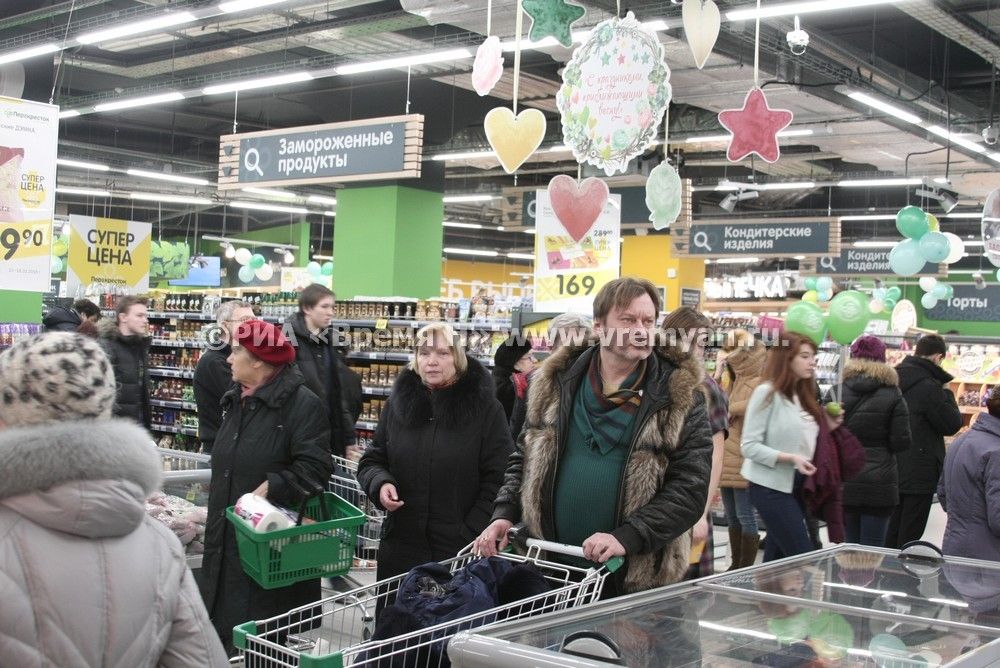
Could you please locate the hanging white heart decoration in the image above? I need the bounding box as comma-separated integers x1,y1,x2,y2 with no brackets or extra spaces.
683,0,721,70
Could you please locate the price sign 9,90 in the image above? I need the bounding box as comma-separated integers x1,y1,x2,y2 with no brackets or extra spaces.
0,222,49,261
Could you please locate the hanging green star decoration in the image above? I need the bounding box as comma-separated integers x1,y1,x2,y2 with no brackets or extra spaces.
522,0,586,48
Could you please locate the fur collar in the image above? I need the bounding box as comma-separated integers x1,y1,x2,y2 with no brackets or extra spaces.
0,419,161,500
97,316,146,344
726,342,767,376
391,356,496,428
844,358,899,387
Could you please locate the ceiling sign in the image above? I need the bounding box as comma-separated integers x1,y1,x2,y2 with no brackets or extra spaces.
217,114,423,190
799,248,945,277
925,284,1000,323
672,217,839,258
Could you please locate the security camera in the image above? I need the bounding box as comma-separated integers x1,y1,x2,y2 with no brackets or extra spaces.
983,125,999,145
787,16,809,55
974,272,987,290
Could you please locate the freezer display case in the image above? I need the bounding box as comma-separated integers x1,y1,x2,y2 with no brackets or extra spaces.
448,545,1000,667
156,448,211,569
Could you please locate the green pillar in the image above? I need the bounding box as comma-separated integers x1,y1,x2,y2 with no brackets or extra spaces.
332,185,443,299
0,290,42,323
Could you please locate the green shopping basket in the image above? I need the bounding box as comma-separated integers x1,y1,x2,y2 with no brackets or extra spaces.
227,492,365,590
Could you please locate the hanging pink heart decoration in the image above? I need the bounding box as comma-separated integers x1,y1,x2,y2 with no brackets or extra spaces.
547,175,609,242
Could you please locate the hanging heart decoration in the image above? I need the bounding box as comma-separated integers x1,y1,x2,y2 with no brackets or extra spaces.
547,174,609,242
682,0,721,69
645,162,683,230
472,36,504,96
484,107,547,174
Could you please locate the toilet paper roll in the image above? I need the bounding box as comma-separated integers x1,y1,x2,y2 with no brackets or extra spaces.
234,493,295,533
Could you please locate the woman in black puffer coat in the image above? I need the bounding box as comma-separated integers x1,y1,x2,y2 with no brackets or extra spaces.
841,336,912,546
358,323,514,580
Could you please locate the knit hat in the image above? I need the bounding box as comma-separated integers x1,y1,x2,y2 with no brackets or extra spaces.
233,319,295,366
0,332,116,427
850,335,887,363
493,335,533,372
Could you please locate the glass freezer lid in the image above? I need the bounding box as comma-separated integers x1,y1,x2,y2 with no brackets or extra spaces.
701,546,1000,631
475,585,1000,667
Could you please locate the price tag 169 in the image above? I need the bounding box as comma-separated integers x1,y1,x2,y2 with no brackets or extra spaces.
0,222,50,261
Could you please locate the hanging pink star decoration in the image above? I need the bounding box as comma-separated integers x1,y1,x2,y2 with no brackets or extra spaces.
717,87,794,163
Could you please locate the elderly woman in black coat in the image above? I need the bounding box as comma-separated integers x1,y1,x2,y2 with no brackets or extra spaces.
358,322,514,580
200,319,333,653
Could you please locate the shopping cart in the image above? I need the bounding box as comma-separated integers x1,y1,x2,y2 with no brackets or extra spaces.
328,455,384,568
234,537,623,667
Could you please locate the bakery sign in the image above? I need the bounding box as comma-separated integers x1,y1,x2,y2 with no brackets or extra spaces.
218,115,423,190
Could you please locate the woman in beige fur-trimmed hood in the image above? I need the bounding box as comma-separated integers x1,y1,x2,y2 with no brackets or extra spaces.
480,279,713,597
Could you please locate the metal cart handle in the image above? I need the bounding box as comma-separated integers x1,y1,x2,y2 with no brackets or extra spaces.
520,538,624,573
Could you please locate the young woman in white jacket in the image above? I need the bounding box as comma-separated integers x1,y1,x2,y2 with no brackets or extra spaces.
0,333,228,667
741,331,832,562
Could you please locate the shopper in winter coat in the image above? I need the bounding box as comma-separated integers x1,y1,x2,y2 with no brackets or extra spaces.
887,334,963,548
742,332,842,562
41,298,101,333
0,332,228,667
193,300,255,454
201,319,333,653
509,312,593,440
284,284,359,458
358,322,514,580
938,391,1000,561
478,278,713,597
659,306,729,580
720,333,766,569
840,336,912,546
493,335,536,421
99,295,152,428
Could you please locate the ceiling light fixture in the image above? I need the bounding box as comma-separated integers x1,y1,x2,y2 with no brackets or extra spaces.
715,257,762,264
853,240,898,248
94,91,185,113
524,229,537,235
443,247,499,257
719,190,759,212
283,250,295,264
506,252,535,260
0,42,60,66
76,12,197,45
224,243,236,259
323,211,336,217
312,254,333,261
757,181,817,191
443,194,497,203
838,177,922,187
127,168,210,186
839,214,896,221
306,194,337,206
687,128,815,143
431,150,496,161
443,221,483,229
241,186,298,199
230,200,309,214
57,158,110,171
55,186,111,197
925,125,988,154
943,212,982,219
336,48,472,75
203,71,313,95
218,0,289,13
844,90,923,125
59,109,81,119
726,0,914,21
915,186,959,213
130,192,214,205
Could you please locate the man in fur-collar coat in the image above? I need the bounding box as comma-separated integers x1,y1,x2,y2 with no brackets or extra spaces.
477,278,713,597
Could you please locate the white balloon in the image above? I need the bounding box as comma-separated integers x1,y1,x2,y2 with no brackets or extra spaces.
942,232,965,265
234,247,252,266
255,264,274,281
918,276,938,292
869,299,884,314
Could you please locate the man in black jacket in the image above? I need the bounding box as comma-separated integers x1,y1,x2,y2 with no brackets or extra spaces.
887,334,963,548
476,277,713,597
193,300,255,454
284,284,359,458
41,298,101,333
99,295,151,428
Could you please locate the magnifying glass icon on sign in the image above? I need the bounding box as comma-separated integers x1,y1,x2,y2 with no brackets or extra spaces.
819,256,837,271
244,148,264,177
693,231,713,252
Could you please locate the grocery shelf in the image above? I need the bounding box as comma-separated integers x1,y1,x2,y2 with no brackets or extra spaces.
151,338,204,349
355,420,379,431
362,386,392,397
149,367,196,379
151,423,199,437
151,398,198,411
347,351,411,362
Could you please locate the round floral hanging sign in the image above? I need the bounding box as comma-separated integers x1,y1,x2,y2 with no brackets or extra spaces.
558,12,671,176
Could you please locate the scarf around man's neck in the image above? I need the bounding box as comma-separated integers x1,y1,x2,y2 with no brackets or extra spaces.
573,353,647,454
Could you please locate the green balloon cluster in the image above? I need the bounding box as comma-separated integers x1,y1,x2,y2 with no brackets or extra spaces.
785,290,872,346
785,301,827,345
249,253,266,269
307,261,322,277
150,240,191,281
890,206,963,276
321,261,334,276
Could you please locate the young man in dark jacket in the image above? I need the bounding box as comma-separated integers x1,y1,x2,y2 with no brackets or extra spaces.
41,299,101,333
477,277,713,597
193,300,255,453
99,296,151,428
887,334,963,548
284,284,359,458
